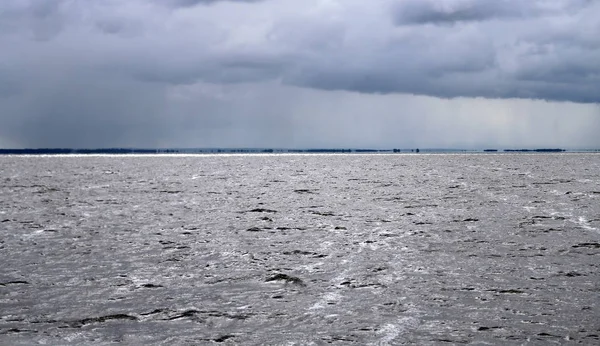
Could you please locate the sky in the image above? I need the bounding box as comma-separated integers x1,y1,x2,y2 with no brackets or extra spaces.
0,0,599,149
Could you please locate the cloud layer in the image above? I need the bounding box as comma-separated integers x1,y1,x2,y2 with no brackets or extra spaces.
0,0,598,148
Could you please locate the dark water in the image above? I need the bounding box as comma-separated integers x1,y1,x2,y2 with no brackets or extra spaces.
1,153,599,345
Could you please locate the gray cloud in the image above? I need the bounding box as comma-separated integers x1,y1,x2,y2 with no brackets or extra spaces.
393,0,522,24
392,0,590,25
0,0,599,148
2,0,598,101
0,70,168,148
0,0,66,41
157,0,264,8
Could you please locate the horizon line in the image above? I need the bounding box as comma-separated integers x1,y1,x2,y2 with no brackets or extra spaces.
1,147,599,154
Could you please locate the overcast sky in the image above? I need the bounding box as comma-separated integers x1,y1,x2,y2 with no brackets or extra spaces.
1,0,599,149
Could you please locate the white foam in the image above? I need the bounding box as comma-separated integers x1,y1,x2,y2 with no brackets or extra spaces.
308,291,343,311
22,229,46,239
575,216,599,234
377,317,420,345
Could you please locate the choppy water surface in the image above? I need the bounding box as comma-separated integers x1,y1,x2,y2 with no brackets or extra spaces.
1,153,599,345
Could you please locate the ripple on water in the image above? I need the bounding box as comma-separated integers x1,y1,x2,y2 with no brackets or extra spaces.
0,153,599,344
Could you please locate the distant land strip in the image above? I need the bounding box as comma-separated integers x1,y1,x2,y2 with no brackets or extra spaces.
1,148,598,155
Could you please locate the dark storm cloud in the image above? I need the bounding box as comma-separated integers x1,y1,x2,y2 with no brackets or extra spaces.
392,0,521,24
0,0,66,41
0,66,168,148
392,0,591,25
2,0,598,102
305,0,598,102
0,0,599,148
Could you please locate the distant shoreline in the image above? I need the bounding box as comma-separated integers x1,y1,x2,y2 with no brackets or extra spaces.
1,148,598,155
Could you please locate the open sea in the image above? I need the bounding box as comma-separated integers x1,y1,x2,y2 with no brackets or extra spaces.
1,153,599,345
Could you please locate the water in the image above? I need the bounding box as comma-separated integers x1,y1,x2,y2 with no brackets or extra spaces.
1,153,599,345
